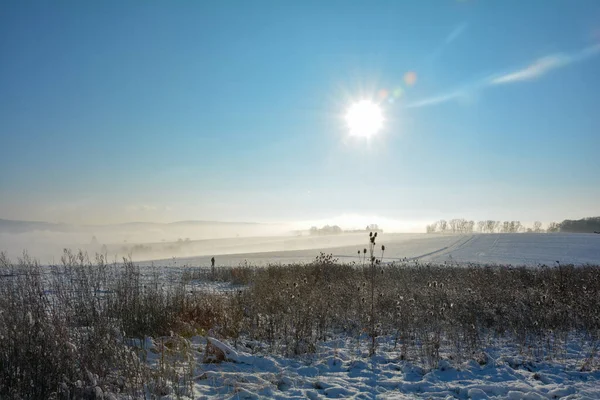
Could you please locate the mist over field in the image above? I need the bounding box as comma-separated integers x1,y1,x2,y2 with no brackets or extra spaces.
0,211,442,264
0,218,290,263
3,216,600,267
0,216,418,263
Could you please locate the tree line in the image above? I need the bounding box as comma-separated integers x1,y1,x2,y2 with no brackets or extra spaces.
426,216,600,234
559,217,600,233
308,224,383,236
426,219,553,234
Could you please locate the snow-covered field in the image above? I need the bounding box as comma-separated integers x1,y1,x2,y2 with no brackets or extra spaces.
4,233,600,398
142,233,600,268
129,233,600,399
137,334,600,399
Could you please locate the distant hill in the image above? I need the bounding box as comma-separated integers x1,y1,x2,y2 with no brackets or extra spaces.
0,219,71,233
0,218,262,234
168,220,260,226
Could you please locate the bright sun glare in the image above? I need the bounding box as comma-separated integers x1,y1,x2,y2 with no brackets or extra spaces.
345,100,384,138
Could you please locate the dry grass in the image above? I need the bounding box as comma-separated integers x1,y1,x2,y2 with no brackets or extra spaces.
0,251,227,398
1,243,600,397
237,259,600,364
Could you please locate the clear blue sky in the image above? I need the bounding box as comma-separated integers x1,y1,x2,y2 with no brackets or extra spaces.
1,0,599,228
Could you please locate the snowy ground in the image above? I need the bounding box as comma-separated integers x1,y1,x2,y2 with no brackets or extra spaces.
136,334,600,399
140,233,600,268
7,233,599,398
128,233,600,398
425,234,600,266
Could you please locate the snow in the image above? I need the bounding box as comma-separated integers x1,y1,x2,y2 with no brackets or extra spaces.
205,337,255,365
424,233,600,266
140,233,600,268
132,334,600,399
6,232,599,398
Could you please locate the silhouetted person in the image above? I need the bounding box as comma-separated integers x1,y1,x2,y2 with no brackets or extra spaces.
211,257,215,279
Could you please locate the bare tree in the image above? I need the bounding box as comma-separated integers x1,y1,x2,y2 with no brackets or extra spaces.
493,221,501,233
467,220,475,233
510,221,522,233
426,221,439,233
533,221,543,233
547,222,560,233
477,220,485,233
449,219,459,233
438,220,448,233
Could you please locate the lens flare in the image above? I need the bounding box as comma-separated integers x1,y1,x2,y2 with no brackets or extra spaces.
404,71,417,86
378,89,389,101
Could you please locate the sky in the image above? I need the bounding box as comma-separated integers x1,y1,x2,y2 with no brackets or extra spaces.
1,0,600,230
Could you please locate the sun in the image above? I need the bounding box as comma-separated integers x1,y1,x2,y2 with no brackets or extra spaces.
345,100,384,138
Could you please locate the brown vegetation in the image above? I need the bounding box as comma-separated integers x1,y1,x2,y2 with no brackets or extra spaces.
1,244,599,397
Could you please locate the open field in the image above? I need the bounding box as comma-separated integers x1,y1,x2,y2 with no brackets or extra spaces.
2,246,600,399
4,229,599,267
142,233,600,268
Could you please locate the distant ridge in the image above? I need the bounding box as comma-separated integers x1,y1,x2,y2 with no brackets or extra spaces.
168,220,261,226
0,218,264,233
0,219,69,233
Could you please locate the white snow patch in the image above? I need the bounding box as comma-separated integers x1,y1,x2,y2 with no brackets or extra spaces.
130,335,600,399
